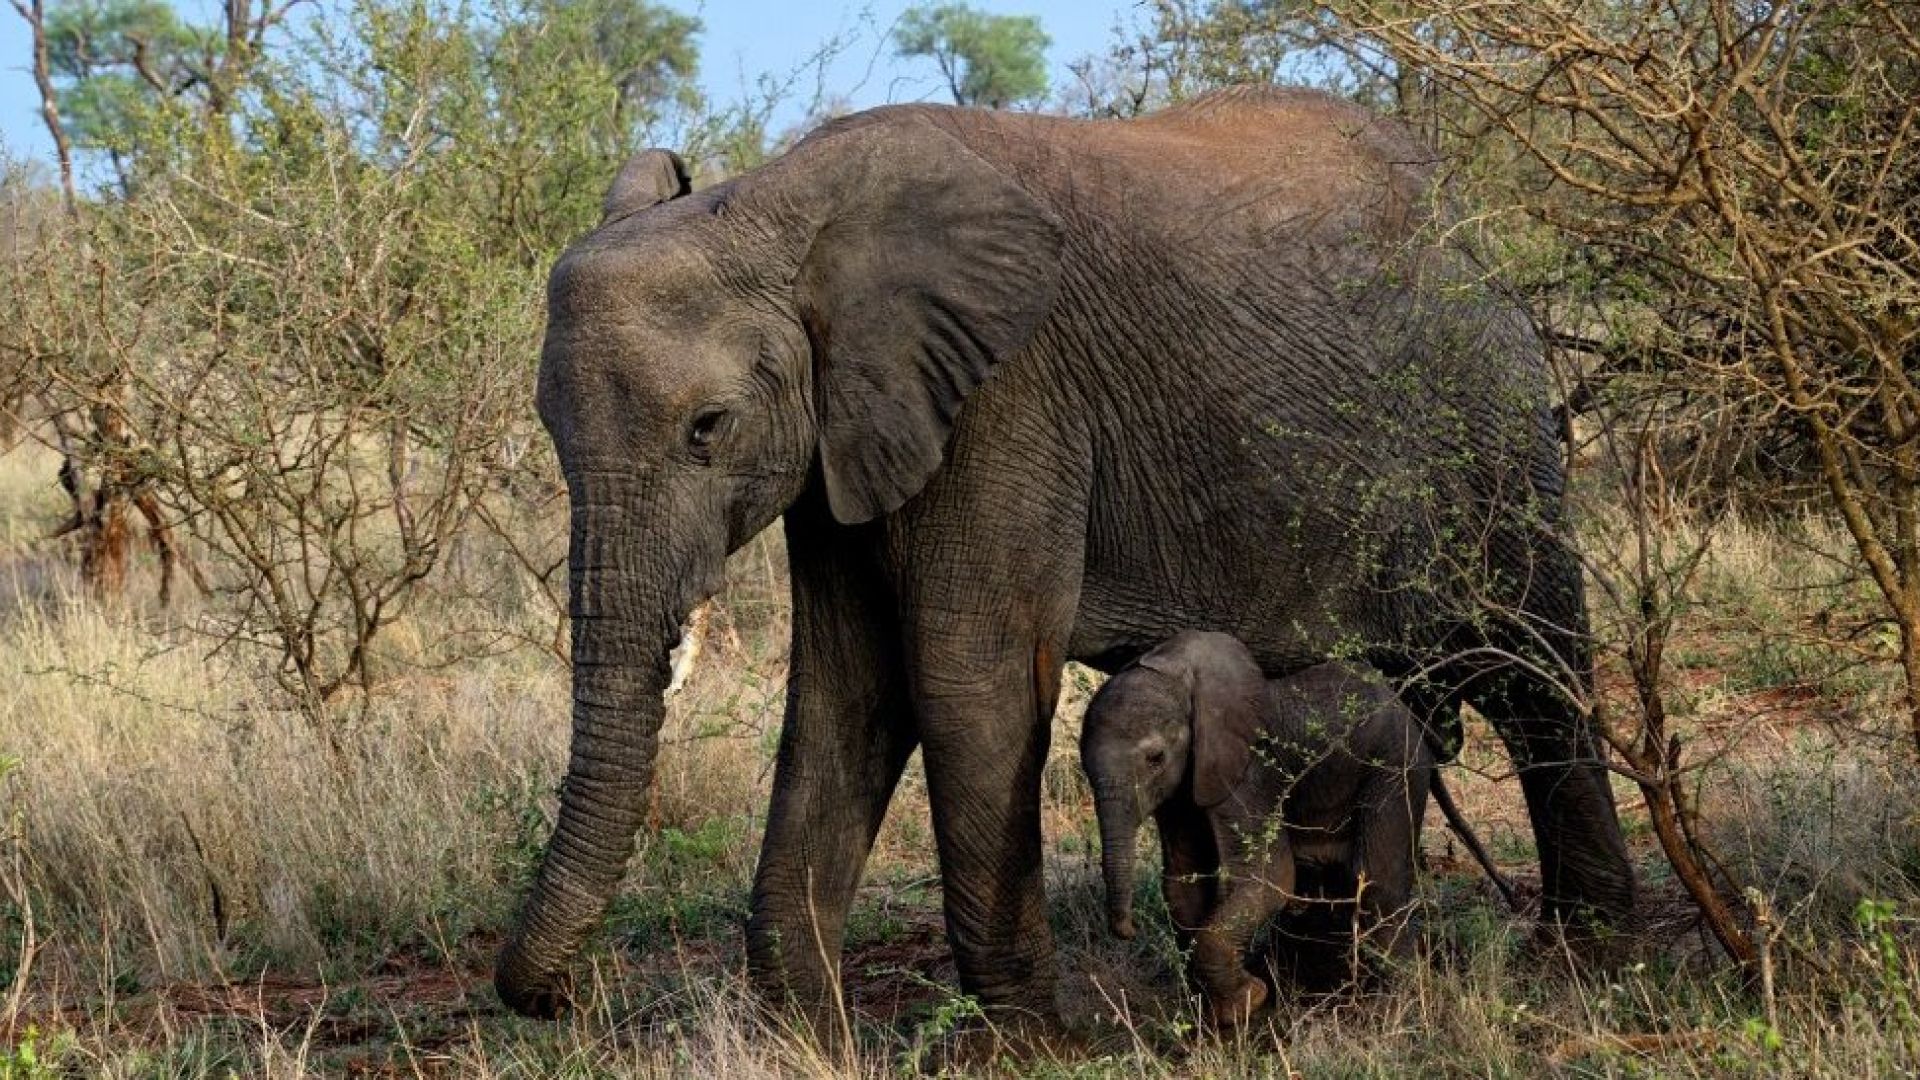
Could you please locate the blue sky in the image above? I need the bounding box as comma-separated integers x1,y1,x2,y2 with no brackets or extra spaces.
0,0,1146,166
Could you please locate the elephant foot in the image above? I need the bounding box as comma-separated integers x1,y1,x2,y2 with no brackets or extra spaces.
1530,908,1636,970
1541,890,1636,935
1204,973,1270,1029
745,910,858,1045
745,974,856,1056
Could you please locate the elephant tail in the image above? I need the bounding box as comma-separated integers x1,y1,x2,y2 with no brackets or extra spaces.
1430,770,1522,913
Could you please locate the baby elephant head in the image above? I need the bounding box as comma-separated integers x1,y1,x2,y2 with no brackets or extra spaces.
1081,630,1265,940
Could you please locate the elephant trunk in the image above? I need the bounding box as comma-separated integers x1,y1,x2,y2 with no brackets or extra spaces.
1095,787,1141,940
496,477,708,1018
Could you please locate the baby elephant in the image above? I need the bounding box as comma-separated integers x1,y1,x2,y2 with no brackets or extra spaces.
1081,630,1433,1025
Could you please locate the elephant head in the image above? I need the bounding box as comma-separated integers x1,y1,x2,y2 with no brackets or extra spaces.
1080,630,1265,941
495,116,1065,1017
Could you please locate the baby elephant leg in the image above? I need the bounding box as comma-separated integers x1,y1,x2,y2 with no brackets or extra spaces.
1191,844,1293,1027
1352,769,1430,969
1158,806,1218,955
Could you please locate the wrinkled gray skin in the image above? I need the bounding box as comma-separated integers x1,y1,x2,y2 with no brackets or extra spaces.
499,86,1635,1027
1081,631,1432,1026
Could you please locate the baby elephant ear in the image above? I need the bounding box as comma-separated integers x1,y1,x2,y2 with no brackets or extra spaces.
1154,631,1265,808
603,149,692,223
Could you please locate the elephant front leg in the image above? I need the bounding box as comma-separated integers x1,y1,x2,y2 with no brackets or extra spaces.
914,635,1069,1027
1191,840,1293,1027
1156,805,1219,957
747,674,916,1034
746,511,917,1041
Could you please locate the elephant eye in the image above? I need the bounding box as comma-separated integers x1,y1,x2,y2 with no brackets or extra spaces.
1145,748,1167,768
687,408,728,461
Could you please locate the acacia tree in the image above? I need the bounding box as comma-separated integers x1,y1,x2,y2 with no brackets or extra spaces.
1062,0,1434,118
5,0,715,722
894,2,1050,108
1319,0,1920,747
7,0,303,602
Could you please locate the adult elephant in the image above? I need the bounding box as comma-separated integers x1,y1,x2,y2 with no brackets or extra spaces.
496,87,1635,1023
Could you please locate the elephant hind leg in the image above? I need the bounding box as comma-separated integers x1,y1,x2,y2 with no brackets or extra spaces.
1463,658,1636,927
1261,865,1354,994
1350,764,1430,970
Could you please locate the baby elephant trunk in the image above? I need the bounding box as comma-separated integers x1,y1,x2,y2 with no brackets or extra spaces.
1094,788,1140,940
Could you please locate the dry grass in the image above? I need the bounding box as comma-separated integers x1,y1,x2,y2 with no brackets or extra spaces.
1,438,1918,1077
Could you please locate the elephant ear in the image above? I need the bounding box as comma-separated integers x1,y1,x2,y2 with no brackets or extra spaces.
1143,631,1266,808
603,148,692,223
794,123,1065,524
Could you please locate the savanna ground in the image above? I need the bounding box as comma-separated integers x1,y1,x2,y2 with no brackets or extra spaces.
1,427,1918,1080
